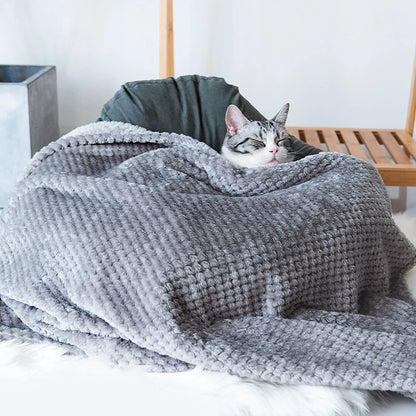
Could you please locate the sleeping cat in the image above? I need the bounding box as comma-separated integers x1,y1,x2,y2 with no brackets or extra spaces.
221,103,295,167
222,103,373,416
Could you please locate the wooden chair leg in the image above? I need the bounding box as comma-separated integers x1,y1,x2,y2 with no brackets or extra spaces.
159,0,174,79
391,187,408,213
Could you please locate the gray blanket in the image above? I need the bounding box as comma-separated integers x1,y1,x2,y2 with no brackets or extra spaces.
1,122,416,398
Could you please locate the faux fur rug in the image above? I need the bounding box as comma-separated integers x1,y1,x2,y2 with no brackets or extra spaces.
0,213,415,416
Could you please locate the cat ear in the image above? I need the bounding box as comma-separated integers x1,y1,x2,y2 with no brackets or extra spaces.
272,103,290,126
225,105,250,135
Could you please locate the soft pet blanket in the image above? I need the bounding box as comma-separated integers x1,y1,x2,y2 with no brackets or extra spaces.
0,122,416,398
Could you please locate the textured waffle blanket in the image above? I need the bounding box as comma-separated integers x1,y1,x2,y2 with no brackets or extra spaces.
1,122,416,398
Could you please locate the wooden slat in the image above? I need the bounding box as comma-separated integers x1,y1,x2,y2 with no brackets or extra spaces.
286,127,298,136
337,129,368,161
392,130,416,160
377,164,416,186
303,129,322,148
319,129,344,153
376,131,412,164
357,130,392,164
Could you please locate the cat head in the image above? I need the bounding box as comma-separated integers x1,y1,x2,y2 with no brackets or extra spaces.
221,103,294,168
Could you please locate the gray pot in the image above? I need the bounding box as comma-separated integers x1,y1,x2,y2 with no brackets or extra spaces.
0,65,58,207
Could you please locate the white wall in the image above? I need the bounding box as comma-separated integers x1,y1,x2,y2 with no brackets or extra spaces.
175,0,416,127
1,0,415,131
1,0,416,210
0,0,159,132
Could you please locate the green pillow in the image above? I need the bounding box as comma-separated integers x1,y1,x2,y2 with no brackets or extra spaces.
98,74,321,157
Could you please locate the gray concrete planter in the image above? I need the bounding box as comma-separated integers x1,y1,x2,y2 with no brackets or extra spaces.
0,65,59,207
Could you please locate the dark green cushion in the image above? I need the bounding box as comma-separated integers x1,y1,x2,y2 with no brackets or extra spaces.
98,74,321,157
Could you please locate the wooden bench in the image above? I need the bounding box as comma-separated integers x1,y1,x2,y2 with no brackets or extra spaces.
286,124,416,187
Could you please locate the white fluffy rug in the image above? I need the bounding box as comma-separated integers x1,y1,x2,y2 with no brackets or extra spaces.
1,213,415,416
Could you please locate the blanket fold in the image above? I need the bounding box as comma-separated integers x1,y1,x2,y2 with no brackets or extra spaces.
1,121,416,397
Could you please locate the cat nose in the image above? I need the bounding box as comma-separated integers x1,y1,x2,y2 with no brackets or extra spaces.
269,149,278,155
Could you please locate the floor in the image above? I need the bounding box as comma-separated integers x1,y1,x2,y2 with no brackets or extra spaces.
371,395,416,415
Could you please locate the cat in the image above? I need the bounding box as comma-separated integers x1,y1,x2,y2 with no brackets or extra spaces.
221,103,295,168
221,103,373,416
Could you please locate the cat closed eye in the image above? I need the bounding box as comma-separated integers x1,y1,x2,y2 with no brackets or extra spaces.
249,138,265,147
